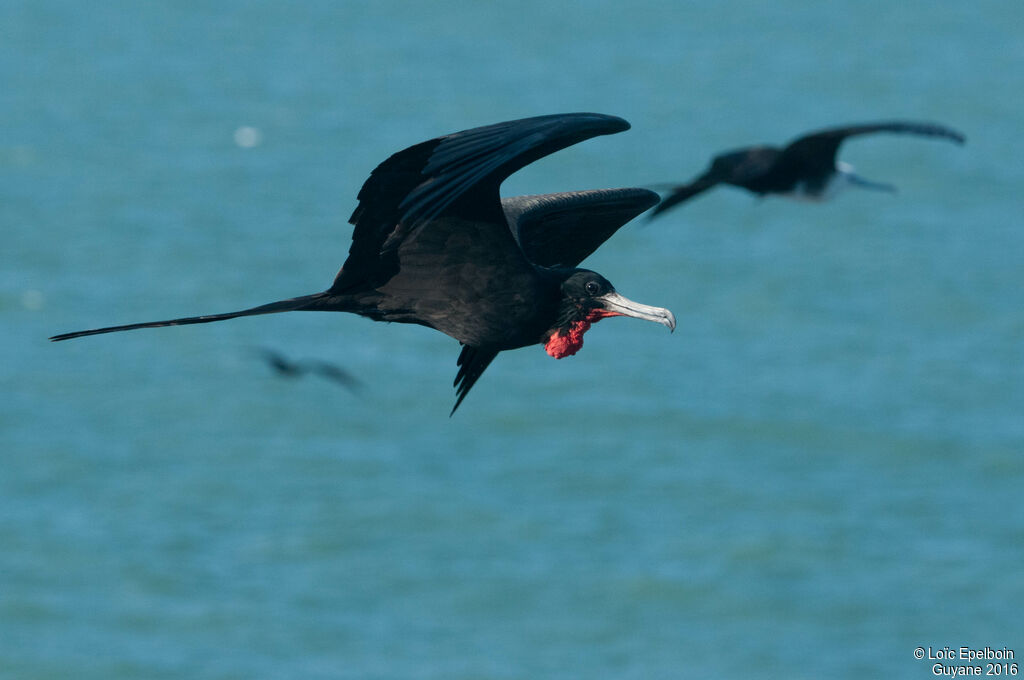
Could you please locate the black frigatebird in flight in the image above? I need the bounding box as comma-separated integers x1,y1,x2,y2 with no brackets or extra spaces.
253,347,364,393
648,120,965,219
51,113,675,414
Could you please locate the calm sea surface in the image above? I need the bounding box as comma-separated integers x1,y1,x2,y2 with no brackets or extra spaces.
3,2,1023,678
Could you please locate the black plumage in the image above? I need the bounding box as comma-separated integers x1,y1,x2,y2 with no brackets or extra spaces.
649,120,965,218
254,347,363,392
52,113,675,414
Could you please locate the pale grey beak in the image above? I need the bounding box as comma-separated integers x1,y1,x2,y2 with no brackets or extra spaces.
599,290,676,332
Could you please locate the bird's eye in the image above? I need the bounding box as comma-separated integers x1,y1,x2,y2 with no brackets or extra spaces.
584,281,601,295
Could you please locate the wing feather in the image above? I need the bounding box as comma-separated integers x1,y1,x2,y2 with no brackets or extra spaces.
333,113,631,292
782,120,966,173
502,188,659,268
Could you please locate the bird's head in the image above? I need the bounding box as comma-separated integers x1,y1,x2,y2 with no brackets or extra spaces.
543,269,675,359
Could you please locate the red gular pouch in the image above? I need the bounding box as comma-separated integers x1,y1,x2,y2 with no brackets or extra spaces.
543,308,623,359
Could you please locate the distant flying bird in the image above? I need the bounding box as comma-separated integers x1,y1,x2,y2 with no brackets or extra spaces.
253,347,363,392
648,120,966,218
51,113,675,415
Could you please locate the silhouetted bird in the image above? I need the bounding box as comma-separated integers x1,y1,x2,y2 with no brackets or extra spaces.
254,347,363,392
51,113,675,414
649,120,965,218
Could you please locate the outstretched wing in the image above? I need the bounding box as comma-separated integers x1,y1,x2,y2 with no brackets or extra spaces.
648,146,780,218
501,188,659,268
781,120,966,174
647,173,720,217
303,360,364,392
332,113,631,292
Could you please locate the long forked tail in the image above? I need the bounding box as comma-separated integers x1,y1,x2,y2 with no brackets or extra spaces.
50,292,335,342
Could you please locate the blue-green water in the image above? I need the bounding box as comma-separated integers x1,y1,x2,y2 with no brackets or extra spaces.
4,2,1023,678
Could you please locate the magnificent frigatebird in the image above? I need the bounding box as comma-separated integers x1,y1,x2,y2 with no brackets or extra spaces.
253,347,364,392
51,113,675,414
648,120,965,219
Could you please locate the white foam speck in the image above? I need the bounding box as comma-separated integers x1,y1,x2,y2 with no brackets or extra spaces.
233,126,263,148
